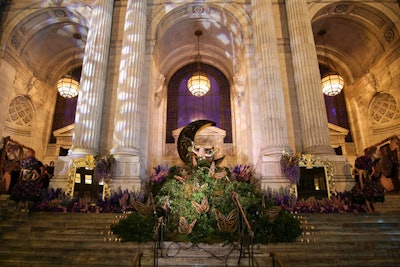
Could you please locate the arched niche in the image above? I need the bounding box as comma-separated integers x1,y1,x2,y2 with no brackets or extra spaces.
166,63,232,144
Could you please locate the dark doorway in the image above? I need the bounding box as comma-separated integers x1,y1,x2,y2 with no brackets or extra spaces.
74,167,103,200
297,167,329,200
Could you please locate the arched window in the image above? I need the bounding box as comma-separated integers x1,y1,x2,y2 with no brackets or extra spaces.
166,63,232,143
49,67,81,143
324,93,352,142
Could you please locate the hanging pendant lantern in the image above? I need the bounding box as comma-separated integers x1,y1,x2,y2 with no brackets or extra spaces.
187,30,210,97
318,29,344,96
321,74,344,96
57,76,80,98
57,33,81,98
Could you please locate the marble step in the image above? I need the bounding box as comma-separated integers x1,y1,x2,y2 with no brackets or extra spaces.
1,194,400,267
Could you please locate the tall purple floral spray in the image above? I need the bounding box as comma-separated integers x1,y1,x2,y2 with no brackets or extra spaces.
280,151,300,184
94,155,115,183
149,162,169,195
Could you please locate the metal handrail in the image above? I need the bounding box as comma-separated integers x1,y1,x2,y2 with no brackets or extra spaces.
232,191,255,266
270,252,285,267
132,250,143,267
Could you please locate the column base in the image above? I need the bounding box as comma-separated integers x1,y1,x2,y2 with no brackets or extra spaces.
261,146,292,161
110,147,140,156
111,154,142,192
260,155,290,191
303,145,335,155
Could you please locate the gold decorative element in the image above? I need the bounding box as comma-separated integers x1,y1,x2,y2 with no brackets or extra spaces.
132,193,154,217
303,154,314,169
174,169,189,183
213,208,238,233
64,164,76,198
208,161,215,177
296,154,334,199
73,155,96,170
178,217,197,235
192,182,208,192
132,201,152,217
191,196,209,214
208,161,228,180
65,155,112,200
264,206,282,221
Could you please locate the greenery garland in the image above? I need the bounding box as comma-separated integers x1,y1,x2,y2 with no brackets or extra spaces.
111,161,302,244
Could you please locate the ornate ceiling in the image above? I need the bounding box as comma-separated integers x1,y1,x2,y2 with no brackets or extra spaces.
1,2,399,88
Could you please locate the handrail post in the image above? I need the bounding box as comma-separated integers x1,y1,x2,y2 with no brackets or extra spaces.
132,250,143,267
270,252,285,267
232,191,255,266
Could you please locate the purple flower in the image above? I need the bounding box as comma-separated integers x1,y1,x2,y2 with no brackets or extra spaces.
10,179,41,201
94,155,115,181
280,153,300,184
150,162,169,183
230,164,252,182
21,156,38,170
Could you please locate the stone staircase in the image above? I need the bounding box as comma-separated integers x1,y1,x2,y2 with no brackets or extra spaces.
0,193,399,267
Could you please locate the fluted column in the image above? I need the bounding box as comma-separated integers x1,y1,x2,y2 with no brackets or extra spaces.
70,0,114,157
251,0,291,190
251,0,290,156
110,0,146,156
109,0,147,191
286,0,334,155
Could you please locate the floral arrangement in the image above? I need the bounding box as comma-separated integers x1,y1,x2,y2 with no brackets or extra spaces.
280,151,300,184
148,162,170,195
267,190,381,213
351,155,384,206
31,187,144,213
111,163,302,244
94,154,115,182
21,156,38,170
28,186,376,214
229,164,252,182
150,162,169,183
10,179,42,202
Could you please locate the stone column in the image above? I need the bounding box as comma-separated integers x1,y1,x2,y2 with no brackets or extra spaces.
251,0,291,189
110,0,147,191
286,0,352,196
286,0,334,155
70,0,114,157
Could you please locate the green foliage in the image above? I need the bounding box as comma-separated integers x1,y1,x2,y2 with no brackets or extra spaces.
252,211,302,243
270,211,302,243
111,163,302,244
252,214,273,244
110,212,154,242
